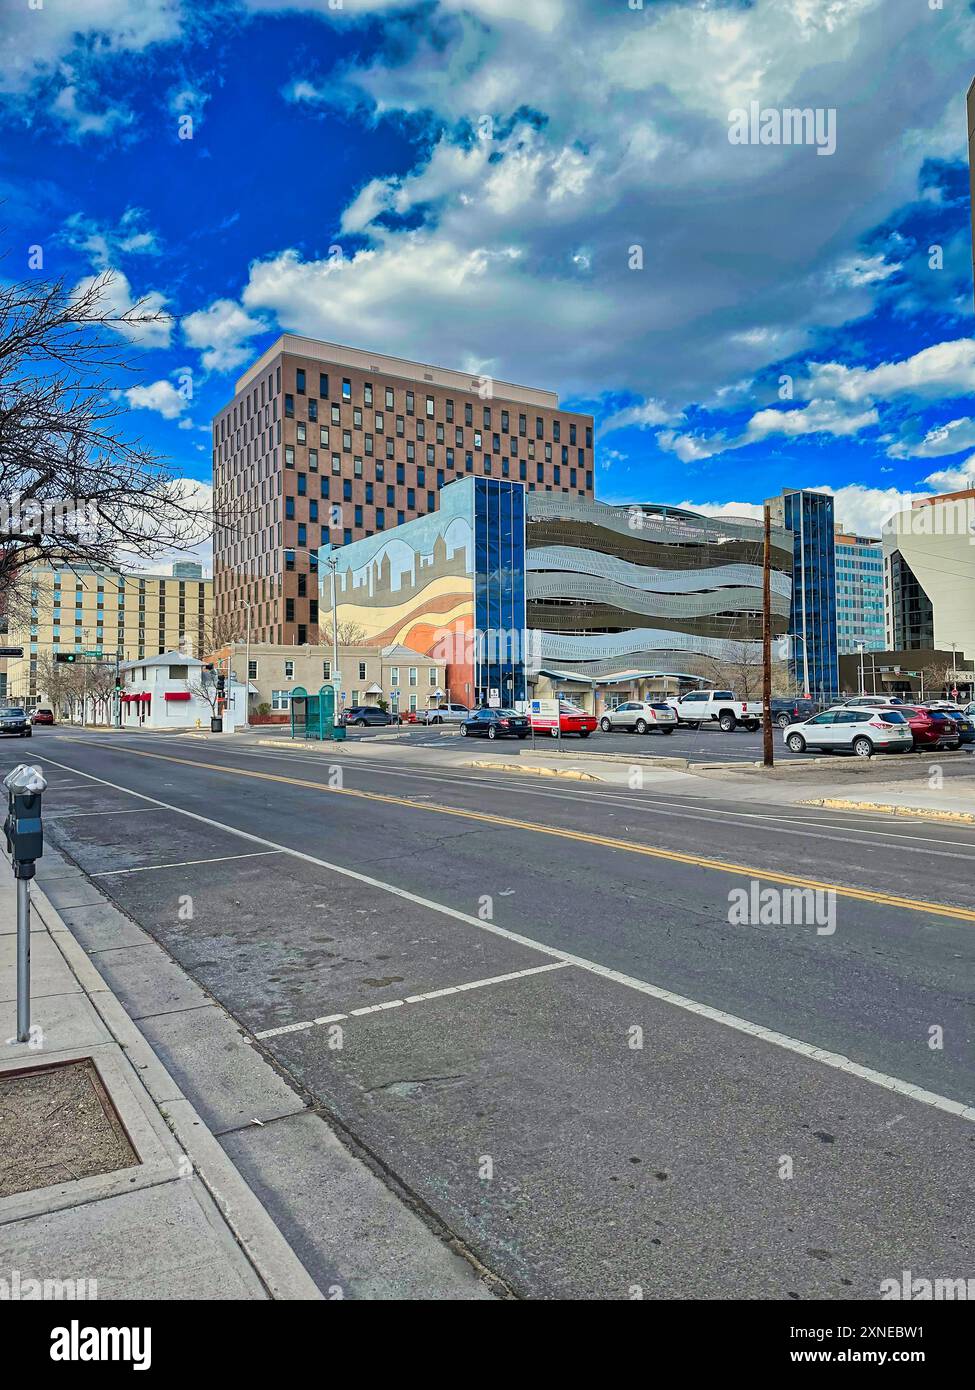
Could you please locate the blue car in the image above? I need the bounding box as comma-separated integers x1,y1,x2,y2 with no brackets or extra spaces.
940,710,975,744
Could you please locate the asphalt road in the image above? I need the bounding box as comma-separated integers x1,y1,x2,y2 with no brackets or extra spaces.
14,727,975,1300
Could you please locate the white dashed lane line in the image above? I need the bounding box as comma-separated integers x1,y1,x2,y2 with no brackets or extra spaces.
254,961,574,1039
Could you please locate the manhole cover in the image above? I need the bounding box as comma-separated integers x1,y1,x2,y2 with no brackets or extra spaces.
0,1058,138,1198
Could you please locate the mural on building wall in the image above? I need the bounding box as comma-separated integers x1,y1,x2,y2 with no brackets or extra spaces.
328,482,476,702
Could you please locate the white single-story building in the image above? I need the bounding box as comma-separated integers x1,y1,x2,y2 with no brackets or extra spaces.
116,652,246,731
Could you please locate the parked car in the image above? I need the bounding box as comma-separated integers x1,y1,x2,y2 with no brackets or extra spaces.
667,689,763,731
339,705,393,727
0,707,31,737
599,701,677,735
769,697,818,729
30,708,54,726
895,706,963,750
459,708,530,739
783,707,913,758
533,702,598,738
419,703,471,725
838,695,906,707
939,709,975,745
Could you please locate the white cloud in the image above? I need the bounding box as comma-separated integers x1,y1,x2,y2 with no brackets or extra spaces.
806,340,975,406
182,299,266,374
51,85,133,141
921,455,975,492
72,269,172,349
124,380,188,420
658,398,878,463
0,0,184,97
599,399,673,436
680,484,937,538
63,209,161,269
888,417,975,460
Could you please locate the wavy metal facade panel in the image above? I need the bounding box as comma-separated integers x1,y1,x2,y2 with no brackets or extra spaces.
525,497,792,681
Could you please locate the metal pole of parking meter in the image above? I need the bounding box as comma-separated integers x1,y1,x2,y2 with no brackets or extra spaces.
16,876,30,1041
4,764,47,1042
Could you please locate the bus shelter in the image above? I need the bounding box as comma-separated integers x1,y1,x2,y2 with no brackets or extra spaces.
289,684,343,741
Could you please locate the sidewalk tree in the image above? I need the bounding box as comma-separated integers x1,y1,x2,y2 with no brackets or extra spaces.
0,269,211,607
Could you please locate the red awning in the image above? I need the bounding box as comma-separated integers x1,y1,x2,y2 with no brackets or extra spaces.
164,692,191,701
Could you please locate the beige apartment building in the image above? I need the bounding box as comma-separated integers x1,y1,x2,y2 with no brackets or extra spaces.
211,335,595,651
0,562,212,706
213,641,448,718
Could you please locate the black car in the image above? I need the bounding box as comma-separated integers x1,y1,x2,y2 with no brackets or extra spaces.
769,697,819,729
0,707,31,737
460,707,530,739
340,705,393,727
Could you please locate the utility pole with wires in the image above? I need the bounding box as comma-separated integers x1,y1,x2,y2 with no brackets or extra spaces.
762,502,774,768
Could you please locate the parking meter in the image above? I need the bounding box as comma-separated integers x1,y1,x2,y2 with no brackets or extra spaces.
4,764,47,880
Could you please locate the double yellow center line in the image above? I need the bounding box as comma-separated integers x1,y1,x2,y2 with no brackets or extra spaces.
66,742,975,924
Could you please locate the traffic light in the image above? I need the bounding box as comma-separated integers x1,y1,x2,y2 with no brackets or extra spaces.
55,654,78,664
215,673,226,698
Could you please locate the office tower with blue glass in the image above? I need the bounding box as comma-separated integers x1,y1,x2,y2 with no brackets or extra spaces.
766,488,838,697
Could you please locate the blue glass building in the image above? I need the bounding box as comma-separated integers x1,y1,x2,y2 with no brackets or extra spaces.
473,478,527,706
767,489,838,697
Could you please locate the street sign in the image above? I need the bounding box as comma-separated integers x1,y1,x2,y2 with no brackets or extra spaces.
530,697,560,731
0,647,24,658
488,688,501,708
84,650,102,658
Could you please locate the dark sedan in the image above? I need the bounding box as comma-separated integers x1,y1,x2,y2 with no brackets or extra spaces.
0,707,32,737
339,705,393,727
460,707,530,739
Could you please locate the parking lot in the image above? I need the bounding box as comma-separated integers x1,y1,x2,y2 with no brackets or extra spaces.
299,719,975,767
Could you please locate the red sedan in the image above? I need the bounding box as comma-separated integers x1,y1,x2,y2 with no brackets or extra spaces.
532,702,598,738
893,706,961,750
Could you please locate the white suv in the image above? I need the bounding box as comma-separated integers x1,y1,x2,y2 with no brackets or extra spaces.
783,706,913,757
599,701,677,735
419,703,470,725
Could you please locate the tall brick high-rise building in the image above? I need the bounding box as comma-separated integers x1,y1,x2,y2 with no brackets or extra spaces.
212,335,595,645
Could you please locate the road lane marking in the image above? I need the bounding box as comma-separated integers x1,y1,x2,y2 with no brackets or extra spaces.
254,961,573,1039
34,751,975,1124
99,739,975,853
45,807,163,820
91,850,284,877
47,743,975,923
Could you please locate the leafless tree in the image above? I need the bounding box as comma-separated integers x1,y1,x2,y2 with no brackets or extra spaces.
0,269,214,604
701,643,792,701
336,620,367,645
32,650,84,716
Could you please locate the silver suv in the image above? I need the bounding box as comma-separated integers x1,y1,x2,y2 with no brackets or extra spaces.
599,701,677,735
419,703,471,725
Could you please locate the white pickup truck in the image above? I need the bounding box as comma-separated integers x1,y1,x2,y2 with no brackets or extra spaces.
666,689,764,732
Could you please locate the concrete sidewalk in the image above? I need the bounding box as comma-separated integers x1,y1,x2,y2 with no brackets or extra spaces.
0,852,319,1299
0,845,496,1300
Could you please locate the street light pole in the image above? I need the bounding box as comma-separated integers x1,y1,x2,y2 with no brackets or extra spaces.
762,503,773,768
244,602,252,727
328,555,340,711
857,643,865,696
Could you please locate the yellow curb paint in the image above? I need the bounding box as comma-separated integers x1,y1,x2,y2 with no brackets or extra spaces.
805,798,975,826
64,739,975,926
468,761,601,782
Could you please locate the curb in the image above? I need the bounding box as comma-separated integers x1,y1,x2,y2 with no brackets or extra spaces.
468,760,601,782
29,880,323,1301
802,798,975,825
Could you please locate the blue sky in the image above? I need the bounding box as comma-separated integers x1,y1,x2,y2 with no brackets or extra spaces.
3,0,975,564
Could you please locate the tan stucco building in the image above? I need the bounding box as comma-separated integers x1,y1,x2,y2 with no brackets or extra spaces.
213,641,448,718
